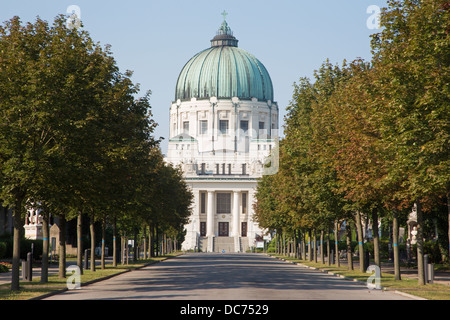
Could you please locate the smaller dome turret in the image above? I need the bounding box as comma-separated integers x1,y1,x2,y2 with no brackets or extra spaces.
211,19,238,47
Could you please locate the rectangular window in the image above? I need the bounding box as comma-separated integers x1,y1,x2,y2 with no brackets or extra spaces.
200,163,205,175
219,120,229,134
240,120,248,133
183,121,189,134
200,222,206,237
259,121,265,130
216,193,231,214
241,222,247,237
199,120,208,134
200,192,206,214
258,121,265,138
242,192,247,214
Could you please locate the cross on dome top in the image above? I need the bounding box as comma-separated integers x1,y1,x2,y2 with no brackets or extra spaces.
221,10,228,21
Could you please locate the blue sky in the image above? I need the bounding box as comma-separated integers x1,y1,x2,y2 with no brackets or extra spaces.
1,0,387,154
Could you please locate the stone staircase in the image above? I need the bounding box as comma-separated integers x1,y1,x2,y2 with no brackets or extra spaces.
198,236,250,253
214,237,235,253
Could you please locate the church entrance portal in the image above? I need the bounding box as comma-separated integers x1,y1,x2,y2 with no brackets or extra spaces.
218,222,229,237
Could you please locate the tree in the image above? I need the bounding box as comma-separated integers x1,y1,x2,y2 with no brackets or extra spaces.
285,62,353,264
370,0,450,284
0,16,65,290
255,61,354,263
319,60,392,273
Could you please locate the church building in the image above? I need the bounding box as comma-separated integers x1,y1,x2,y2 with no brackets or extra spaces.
166,14,279,252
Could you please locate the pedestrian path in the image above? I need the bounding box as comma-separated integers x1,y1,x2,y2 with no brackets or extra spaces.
337,259,450,285
380,263,450,285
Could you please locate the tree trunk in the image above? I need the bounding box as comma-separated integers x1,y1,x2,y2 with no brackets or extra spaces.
11,196,24,291
41,211,49,283
320,230,325,264
126,236,129,264
162,233,166,256
313,229,318,263
143,226,147,259
168,236,171,254
298,232,302,260
121,236,124,265
133,230,138,262
372,209,380,271
58,215,66,279
334,220,340,267
393,210,401,280
155,224,159,257
301,231,306,260
90,214,96,272
447,192,450,267
416,201,425,285
148,223,153,257
346,221,353,271
355,211,365,273
279,233,282,255
113,218,117,267
326,229,331,266
308,230,312,261
277,233,280,255
77,212,83,275
101,217,106,269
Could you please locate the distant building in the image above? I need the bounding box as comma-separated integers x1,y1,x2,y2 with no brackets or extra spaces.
167,15,279,252
24,206,43,240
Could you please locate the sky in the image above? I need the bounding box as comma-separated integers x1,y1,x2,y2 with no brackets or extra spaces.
1,0,387,155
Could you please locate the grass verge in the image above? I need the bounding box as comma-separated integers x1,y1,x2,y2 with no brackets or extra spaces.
269,254,450,300
0,253,181,300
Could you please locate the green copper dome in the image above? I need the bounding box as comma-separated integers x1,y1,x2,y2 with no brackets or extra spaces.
175,19,274,102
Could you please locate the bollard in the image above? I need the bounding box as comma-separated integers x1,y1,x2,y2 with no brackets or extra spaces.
428,263,434,284
424,254,429,283
363,250,370,272
330,249,335,264
424,254,434,284
27,252,32,281
84,249,89,270
21,260,27,280
22,252,32,281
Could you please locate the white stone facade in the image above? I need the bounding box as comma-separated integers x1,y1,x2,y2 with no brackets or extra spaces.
167,97,278,252
24,207,43,240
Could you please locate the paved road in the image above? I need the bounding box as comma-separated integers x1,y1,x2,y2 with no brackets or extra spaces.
44,253,414,300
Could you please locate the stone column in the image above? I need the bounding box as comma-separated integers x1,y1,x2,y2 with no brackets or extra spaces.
248,189,256,243
206,191,215,237
232,191,240,237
